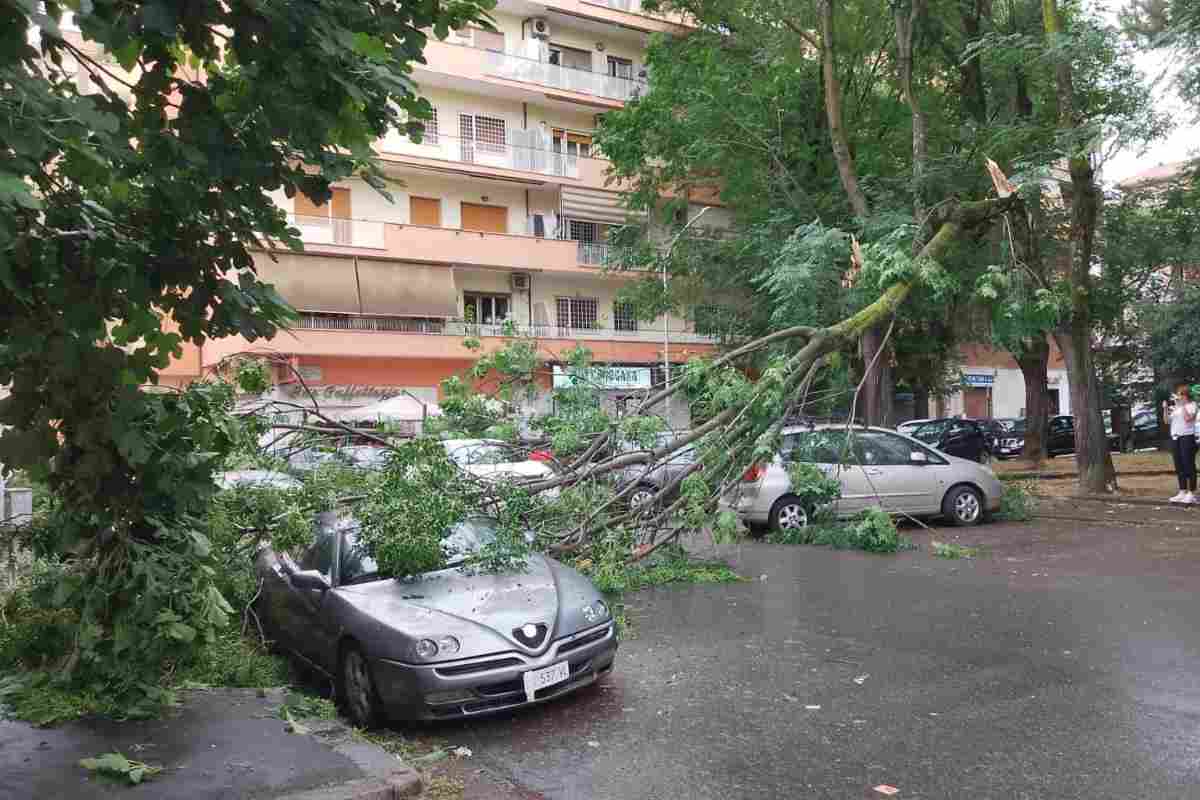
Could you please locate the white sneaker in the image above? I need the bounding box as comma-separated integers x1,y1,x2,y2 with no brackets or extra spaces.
1186,492,1198,505
1170,491,1187,503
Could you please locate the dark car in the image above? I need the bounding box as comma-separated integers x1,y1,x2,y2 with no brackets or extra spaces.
1108,409,1161,452
966,418,1006,452
1047,415,1077,456
994,418,1027,459
909,418,992,463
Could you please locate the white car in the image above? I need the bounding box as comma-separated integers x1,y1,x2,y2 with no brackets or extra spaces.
726,425,1003,531
216,470,302,491
441,439,558,496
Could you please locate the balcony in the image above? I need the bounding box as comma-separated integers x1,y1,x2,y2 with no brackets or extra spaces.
297,312,718,346
483,48,643,104
383,131,586,181
288,214,386,249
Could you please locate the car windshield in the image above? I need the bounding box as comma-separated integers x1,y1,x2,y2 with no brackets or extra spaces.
441,517,502,564
444,441,512,467
1007,419,1027,434
910,420,946,443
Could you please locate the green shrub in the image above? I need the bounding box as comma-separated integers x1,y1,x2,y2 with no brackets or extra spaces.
998,481,1036,521
930,540,978,559
849,508,903,552
768,508,907,553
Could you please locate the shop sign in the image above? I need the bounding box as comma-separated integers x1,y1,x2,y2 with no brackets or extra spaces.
553,365,652,390
963,373,994,387
282,384,412,401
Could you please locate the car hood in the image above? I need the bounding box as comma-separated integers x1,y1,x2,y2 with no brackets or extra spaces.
337,554,597,661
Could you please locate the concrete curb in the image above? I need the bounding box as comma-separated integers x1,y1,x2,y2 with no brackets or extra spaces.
273,771,422,800
1000,469,1176,481
1056,494,1199,510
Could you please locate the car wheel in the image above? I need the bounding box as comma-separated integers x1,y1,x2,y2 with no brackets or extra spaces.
339,642,383,729
628,484,657,512
943,485,984,527
769,495,811,533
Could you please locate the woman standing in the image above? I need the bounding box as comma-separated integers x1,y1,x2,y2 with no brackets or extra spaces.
1169,382,1198,504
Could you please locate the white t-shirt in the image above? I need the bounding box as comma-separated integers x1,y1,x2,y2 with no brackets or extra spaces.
1170,401,1198,438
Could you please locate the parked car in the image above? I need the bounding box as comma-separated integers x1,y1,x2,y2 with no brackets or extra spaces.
896,418,933,436
216,470,301,491
1046,414,1077,456
441,439,556,481
726,425,1003,531
994,418,1028,459
908,418,993,463
966,418,1006,452
614,430,697,510
254,514,617,724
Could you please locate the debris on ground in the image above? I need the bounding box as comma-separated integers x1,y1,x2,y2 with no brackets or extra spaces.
853,674,870,685
282,710,310,736
873,784,900,796
452,745,473,758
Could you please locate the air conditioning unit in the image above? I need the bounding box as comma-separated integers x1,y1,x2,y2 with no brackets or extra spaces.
531,17,551,39
511,272,531,291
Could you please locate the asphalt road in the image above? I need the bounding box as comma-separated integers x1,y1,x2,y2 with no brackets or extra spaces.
427,502,1200,800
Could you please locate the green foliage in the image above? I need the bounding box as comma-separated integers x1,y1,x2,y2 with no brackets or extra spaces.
176,630,289,691
0,0,493,720
847,508,904,553
998,481,1037,522
930,541,979,559
79,753,162,786
277,690,338,722
767,508,908,553
575,541,740,595
786,462,842,519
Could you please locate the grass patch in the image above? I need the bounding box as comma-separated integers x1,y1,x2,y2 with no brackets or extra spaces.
277,689,337,721
998,481,1037,521
930,541,979,559
425,775,466,800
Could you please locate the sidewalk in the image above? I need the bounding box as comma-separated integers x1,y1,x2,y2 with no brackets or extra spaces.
0,688,420,800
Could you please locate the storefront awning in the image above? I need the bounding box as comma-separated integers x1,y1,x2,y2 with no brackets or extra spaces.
253,252,361,314
560,186,640,226
356,260,457,317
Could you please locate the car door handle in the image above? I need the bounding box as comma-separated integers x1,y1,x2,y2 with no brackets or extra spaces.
864,468,885,476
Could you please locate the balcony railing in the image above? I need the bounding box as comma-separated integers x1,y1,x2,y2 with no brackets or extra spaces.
387,131,585,179
288,214,386,249
483,49,644,103
295,313,716,344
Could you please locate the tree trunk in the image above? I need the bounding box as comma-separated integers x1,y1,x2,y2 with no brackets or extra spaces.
818,0,869,219
1015,339,1049,463
1055,329,1116,492
1043,0,1117,493
913,385,930,419
861,323,894,425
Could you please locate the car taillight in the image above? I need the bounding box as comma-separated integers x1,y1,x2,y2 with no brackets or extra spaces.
530,450,553,462
742,463,766,482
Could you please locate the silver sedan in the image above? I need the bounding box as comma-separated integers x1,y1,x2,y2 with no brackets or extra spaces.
727,425,1003,532
254,514,617,725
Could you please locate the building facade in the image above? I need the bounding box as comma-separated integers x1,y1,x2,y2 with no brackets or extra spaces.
163,1,726,427
938,341,1071,420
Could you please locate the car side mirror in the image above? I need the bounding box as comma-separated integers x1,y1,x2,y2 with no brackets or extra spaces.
290,569,330,592
910,451,928,465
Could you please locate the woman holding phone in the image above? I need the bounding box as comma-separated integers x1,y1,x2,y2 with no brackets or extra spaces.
1169,382,1198,503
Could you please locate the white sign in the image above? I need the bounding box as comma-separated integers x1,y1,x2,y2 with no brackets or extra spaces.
553,365,652,390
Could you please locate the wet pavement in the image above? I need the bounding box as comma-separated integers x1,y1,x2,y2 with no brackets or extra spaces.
423,503,1200,799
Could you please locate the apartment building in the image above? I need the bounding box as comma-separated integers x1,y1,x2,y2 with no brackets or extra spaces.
163,1,730,427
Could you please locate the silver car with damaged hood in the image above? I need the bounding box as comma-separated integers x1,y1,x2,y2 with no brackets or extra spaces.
254,513,616,725
727,424,1003,531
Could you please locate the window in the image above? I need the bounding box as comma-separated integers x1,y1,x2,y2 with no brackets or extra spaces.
463,293,510,325
293,186,351,244
556,297,598,330
693,305,736,336
458,113,506,161
607,55,633,80
338,529,379,586
783,430,852,464
859,432,921,466
423,107,438,144
567,219,600,243
548,44,592,71
300,527,337,583
552,129,592,159
614,301,638,332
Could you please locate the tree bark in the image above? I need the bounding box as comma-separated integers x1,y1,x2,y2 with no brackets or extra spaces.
818,0,869,219
861,324,891,425
1015,338,1049,463
913,385,930,419
1043,0,1117,493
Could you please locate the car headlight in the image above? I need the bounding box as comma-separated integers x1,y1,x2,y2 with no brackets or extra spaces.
415,638,439,659
581,599,610,624
437,635,461,655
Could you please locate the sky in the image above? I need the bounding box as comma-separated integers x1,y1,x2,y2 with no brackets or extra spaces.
1098,2,1200,183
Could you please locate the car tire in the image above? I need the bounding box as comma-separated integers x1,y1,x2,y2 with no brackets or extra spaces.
338,642,384,729
942,485,984,527
769,495,811,533
628,483,658,512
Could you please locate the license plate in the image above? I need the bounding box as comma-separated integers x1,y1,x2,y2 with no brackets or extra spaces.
522,661,570,702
